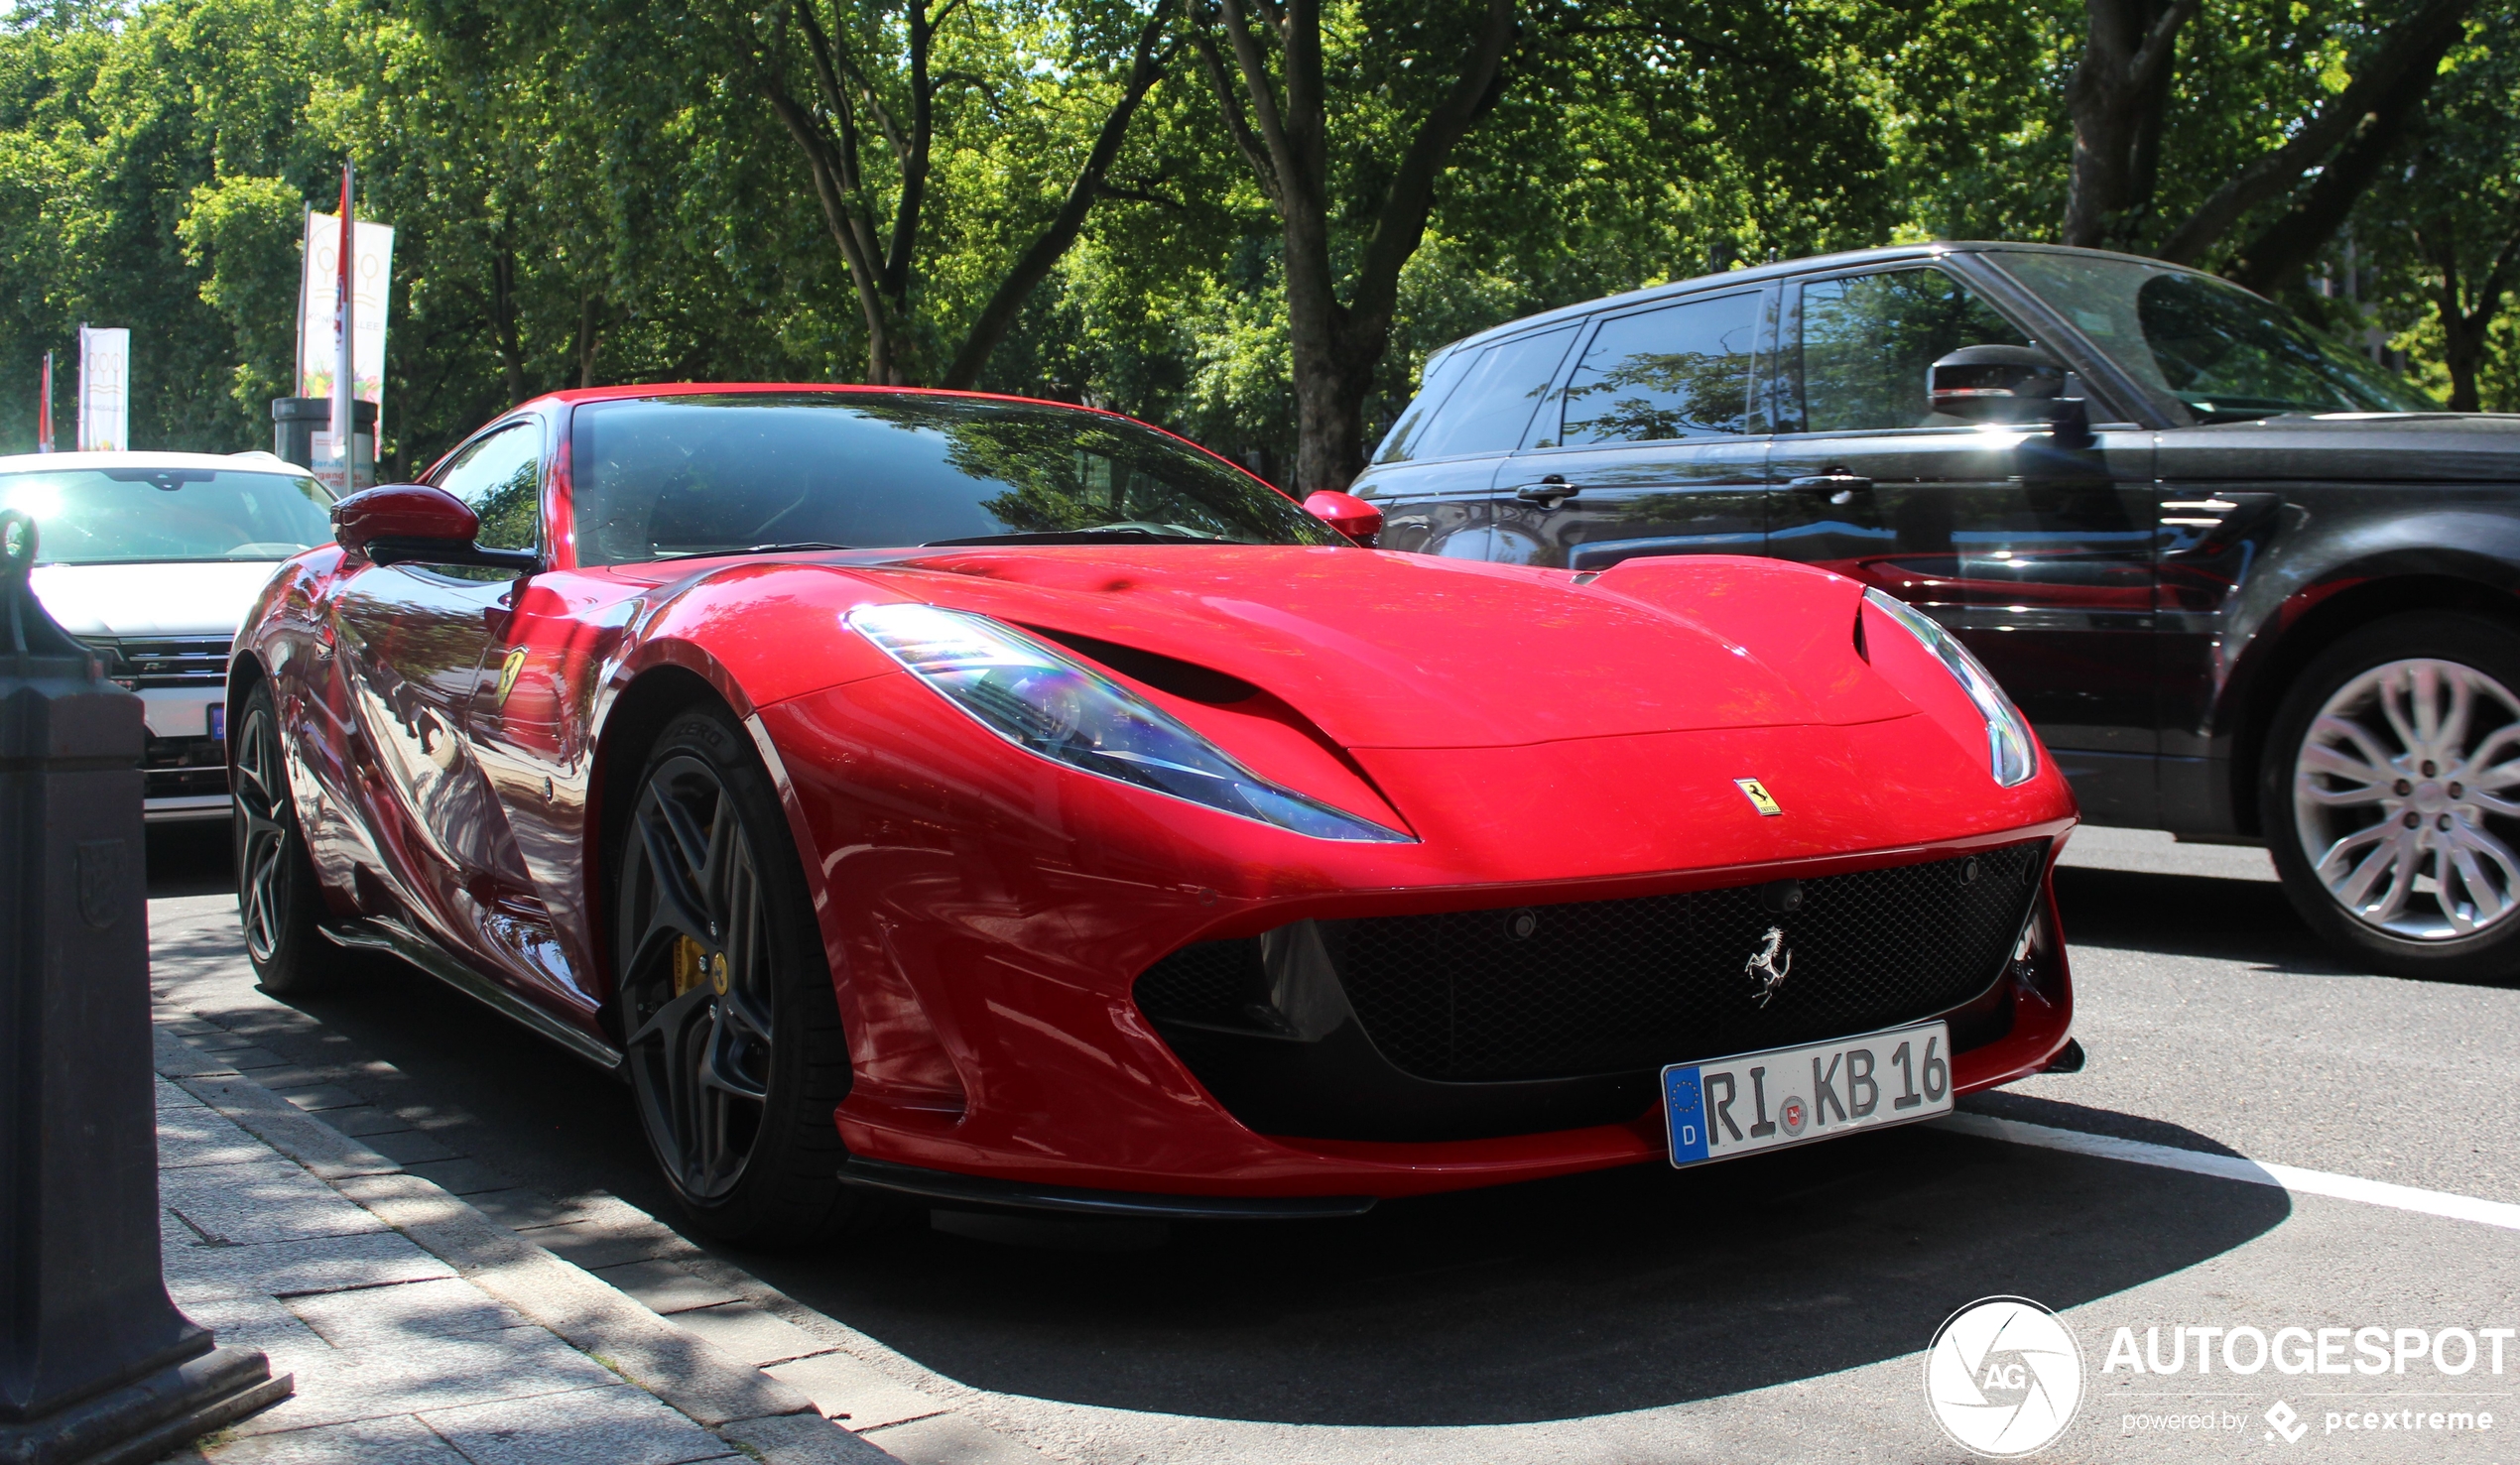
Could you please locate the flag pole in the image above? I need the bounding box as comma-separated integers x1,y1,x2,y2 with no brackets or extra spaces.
333,160,355,490
36,352,52,453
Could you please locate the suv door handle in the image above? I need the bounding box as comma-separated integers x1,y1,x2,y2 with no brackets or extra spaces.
1515,474,1578,504
1789,471,1873,507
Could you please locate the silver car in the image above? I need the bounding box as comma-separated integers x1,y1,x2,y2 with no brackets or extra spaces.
0,450,336,820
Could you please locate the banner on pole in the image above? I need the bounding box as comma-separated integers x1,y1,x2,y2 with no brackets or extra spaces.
294,211,393,417
76,327,129,453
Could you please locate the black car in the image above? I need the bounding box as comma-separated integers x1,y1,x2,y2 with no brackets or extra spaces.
1356,242,2520,982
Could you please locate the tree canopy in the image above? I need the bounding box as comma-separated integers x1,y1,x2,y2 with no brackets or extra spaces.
2,0,2512,481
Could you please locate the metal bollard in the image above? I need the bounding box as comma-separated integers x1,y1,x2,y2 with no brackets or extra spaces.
0,510,287,1465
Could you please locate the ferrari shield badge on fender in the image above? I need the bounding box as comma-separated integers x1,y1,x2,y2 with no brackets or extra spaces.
1734,777,1782,816
494,648,529,706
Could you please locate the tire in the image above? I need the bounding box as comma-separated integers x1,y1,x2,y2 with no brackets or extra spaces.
2261,611,2520,983
614,704,875,1247
232,681,348,996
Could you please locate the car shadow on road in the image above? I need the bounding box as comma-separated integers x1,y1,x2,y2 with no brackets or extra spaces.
2053,865,2349,972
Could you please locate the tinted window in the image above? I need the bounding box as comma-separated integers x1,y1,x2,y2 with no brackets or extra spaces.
1373,345,1476,463
1560,292,1761,444
1993,251,2432,422
433,422,541,551
0,466,333,564
570,394,1338,564
1798,269,2031,432
1385,325,1577,461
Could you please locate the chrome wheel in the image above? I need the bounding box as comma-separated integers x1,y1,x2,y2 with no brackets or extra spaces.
233,699,292,963
2292,658,2520,940
620,755,776,1203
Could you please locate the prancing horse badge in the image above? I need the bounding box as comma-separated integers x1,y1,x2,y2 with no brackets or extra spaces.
1733,778,1782,816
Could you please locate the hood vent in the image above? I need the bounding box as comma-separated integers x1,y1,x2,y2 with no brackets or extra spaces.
1025,626,1258,705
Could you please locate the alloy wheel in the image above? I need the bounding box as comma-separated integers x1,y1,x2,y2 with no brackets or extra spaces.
233,700,292,963
620,754,777,1202
2292,657,2520,940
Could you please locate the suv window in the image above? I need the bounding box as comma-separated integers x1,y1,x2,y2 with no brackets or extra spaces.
1379,325,1577,462
1559,291,1762,444
433,422,542,551
1797,269,2030,433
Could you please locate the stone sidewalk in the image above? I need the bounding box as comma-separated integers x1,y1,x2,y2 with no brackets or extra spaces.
151,1019,900,1465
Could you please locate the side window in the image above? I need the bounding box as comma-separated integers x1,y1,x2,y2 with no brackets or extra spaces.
1373,345,1477,464
1559,291,1762,445
1389,325,1578,462
432,422,542,552
1796,270,2031,433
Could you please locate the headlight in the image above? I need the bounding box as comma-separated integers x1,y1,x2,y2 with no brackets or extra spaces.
1863,588,2039,788
848,603,1414,843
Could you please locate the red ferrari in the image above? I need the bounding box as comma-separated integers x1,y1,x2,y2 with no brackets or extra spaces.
228,385,2079,1245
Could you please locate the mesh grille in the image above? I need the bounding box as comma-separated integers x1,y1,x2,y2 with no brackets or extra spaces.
1136,840,2046,1085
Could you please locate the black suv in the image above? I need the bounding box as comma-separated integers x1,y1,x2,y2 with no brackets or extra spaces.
1356,242,2520,981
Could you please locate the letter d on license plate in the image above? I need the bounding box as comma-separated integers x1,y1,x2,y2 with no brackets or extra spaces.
1663,1022,1952,1167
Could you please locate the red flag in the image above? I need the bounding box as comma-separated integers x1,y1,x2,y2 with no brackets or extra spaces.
36,351,52,452
333,162,355,483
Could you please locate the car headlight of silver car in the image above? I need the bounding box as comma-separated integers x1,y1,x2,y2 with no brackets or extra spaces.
1863,588,2039,788
848,602,1414,842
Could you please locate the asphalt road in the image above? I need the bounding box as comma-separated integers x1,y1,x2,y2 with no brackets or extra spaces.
148,822,2520,1464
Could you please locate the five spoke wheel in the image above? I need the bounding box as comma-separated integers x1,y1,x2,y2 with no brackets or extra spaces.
619,754,777,1203
2292,657,2520,941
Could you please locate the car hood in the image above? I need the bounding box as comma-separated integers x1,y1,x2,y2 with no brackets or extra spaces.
29,559,282,639
2158,411,2520,482
848,546,1904,750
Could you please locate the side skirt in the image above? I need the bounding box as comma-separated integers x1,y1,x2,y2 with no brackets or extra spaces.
318,916,624,1074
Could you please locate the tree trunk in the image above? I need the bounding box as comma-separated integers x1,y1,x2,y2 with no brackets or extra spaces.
489,243,527,406
2423,226,2520,412
2063,0,2198,249
1194,0,1516,492
2156,0,2477,266
574,292,604,388
2223,20,2461,296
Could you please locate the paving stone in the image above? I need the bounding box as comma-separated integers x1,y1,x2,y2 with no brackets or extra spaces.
198,1412,470,1464
164,1018,226,1037
160,1075,209,1110
668,1304,829,1367
764,1354,950,1431
855,1411,1048,1465
594,1260,743,1315
419,1384,737,1465
285,1277,532,1347
185,1030,263,1051
720,1412,906,1464
319,1106,419,1139
183,1292,330,1358
273,1084,370,1114
221,1047,292,1070
161,1159,389,1245
161,1107,272,1170
357,1129,461,1165
231,1327,625,1437
400,1158,512,1196
164,1230,454,1303
525,1218,687,1270
465,1187,594,1230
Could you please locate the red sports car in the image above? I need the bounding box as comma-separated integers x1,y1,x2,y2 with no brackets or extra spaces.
228,385,2079,1245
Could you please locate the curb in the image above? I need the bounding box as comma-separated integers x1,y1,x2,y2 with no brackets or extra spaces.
154,1027,899,1464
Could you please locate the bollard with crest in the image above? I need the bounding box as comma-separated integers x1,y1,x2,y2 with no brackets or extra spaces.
0,509,287,1464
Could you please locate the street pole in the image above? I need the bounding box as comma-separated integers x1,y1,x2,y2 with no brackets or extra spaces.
0,510,287,1465
332,161,355,491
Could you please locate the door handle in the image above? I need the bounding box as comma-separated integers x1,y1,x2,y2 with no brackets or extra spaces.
1516,474,1578,505
1789,471,1873,507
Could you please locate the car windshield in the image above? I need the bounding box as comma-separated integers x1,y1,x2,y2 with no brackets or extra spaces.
0,466,335,565
1991,251,2434,423
569,393,1339,563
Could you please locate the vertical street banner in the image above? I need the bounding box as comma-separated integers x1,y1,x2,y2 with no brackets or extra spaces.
294,211,394,420
76,327,129,453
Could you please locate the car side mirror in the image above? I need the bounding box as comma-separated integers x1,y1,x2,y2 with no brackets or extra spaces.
1929,344,2095,449
332,484,540,571
1303,490,1382,546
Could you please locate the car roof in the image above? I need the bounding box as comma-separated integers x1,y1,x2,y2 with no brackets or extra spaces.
1429,240,2225,358
511,381,1114,415
0,449,318,479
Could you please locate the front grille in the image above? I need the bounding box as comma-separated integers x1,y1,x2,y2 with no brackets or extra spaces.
84,635,230,687
145,733,230,799
1137,840,2047,1087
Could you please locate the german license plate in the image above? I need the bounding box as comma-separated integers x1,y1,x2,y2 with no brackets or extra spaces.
1663,1022,1953,1167
208,703,225,742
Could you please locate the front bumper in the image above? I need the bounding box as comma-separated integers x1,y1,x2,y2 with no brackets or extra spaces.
767,676,2079,1203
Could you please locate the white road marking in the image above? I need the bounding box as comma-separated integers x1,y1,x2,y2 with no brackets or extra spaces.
1936,1112,2520,1234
